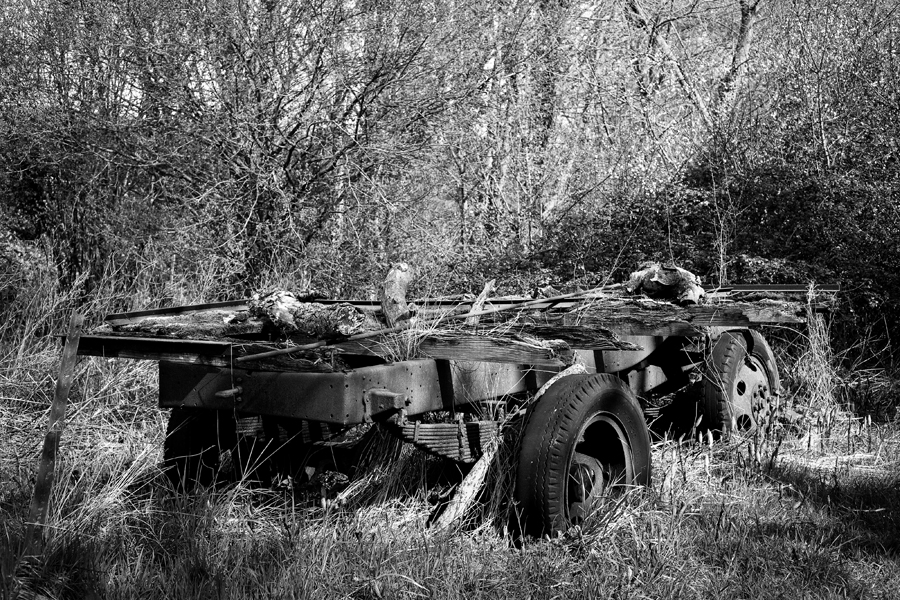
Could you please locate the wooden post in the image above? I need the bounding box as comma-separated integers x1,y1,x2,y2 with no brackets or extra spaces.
23,312,83,556
465,279,495,326
378,263,415,327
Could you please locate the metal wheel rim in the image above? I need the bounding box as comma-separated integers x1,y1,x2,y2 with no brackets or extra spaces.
731,355,772,430
566,411,634,525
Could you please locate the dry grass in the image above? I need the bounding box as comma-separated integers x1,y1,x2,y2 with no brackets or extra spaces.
2,275,900,599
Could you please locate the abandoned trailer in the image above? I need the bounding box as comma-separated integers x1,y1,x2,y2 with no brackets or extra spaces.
73,265,829,537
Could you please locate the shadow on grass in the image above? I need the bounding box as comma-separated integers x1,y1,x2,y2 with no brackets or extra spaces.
690,524,873,598
678,470,895,599
2,524,102,600
769,461,900,556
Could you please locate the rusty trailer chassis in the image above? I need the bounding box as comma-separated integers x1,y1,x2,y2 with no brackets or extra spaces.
78,333,699,424
78,332,707,465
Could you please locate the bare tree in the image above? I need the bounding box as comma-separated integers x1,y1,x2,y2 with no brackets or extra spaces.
624,0,763,133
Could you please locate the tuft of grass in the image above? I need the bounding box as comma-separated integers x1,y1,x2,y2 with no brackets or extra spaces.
796,286,840,427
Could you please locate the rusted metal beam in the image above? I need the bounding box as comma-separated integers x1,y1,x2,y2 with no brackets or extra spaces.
159,359,446,424
158,358,537,424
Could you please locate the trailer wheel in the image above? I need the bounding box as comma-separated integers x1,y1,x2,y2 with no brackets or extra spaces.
702,330,780,434
164,408,237,490
514,374,651,537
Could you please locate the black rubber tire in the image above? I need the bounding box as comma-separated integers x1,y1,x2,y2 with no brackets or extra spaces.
164,408,237,490
701,330,780,434
514,374,651,537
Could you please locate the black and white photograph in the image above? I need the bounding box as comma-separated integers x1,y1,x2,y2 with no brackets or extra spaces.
1,0,898,597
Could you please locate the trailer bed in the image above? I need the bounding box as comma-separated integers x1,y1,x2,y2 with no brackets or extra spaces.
78,285,832,370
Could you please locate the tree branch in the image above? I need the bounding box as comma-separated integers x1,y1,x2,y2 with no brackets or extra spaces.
624,0,714,131
714,0,762,123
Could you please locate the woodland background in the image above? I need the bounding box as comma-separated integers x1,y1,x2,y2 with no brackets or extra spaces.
1,0,898,354
2,2,900,598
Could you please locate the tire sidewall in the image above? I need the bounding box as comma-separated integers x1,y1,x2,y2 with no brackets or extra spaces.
702,330,780,432
515,373,651,536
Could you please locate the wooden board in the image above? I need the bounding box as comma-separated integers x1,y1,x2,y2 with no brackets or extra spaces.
77,335,234,366
418,335,573,367
76,335,338,372
105,300,248,326
555,299,806,336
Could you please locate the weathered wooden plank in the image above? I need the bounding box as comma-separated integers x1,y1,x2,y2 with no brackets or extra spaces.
466,280,495,326
516,324,643,350
379,263,416,327
418,335,572,367
559,300,805,336
78,334,232,355
328,330,587,366
329,339,382,356
91,289,815,366
105,300,248,325
233,344,340,372
77,335,339,371
714,284,839,293
581,320,703,336
106,311,266,339
78,334,236,366
103,284,831,325
232,286,624,364
332,326,641,360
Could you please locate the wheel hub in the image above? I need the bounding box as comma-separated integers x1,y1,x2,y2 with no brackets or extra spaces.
566,413,632,524
732,355,772,430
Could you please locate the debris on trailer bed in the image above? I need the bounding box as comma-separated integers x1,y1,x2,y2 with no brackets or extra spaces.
97,294,376,340
626,262,705,304
85,287,825,370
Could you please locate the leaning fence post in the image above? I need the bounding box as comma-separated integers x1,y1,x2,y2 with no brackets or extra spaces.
23,312,84,557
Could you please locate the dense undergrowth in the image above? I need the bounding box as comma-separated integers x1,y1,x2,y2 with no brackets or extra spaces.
1,264,899,600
